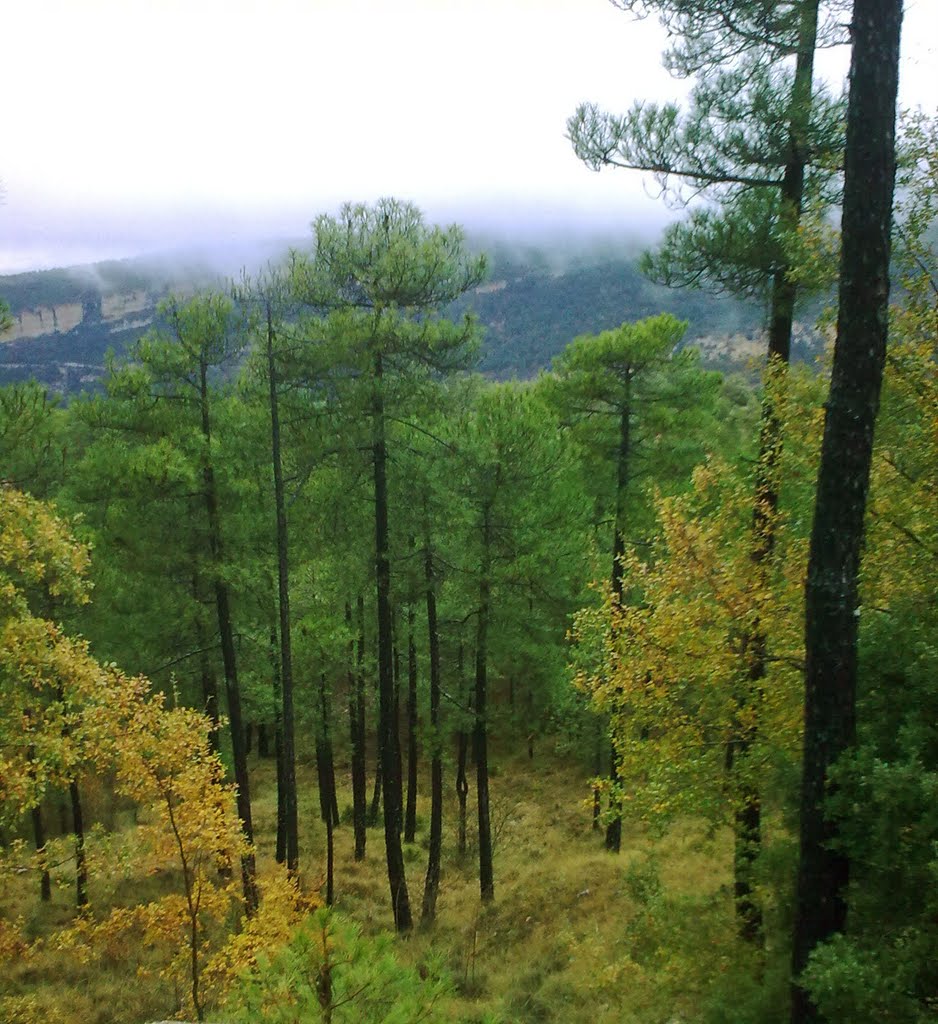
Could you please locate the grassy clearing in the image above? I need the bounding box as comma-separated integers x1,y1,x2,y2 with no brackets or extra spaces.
2,738,747,1023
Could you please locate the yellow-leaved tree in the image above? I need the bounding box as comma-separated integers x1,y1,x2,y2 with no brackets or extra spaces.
0,484,311,1023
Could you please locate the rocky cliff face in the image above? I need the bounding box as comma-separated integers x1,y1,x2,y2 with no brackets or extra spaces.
2,302,86,340
0,290,158,342
0,259,211,391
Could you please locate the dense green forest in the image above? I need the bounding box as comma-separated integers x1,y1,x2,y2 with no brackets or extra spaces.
1,3,934,1023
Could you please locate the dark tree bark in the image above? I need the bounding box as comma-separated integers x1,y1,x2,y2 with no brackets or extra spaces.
421,542,444,923
728,0,821,944
347,600,367,860
244,723,254,756
392,611,404,822
257,722,270,759
269,627,287,865
606,396,631,853
368,747,382,827
455,641,470,860
765,0,820,366
274,720,286,865
198,355,257,914
475,506,495,902
318,674,340,826
316,672,339,905
54,682,88,909
791,2,902,1020
404,602,419,844
265,300,300,875
372,352,412,931
69,779,88,910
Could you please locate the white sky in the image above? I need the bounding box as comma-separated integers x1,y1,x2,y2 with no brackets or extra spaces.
1,0,936,273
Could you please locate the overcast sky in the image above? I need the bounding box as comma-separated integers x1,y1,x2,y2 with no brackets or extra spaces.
2,0,936,273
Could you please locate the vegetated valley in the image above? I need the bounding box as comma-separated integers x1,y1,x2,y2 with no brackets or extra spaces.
1,6,934,1024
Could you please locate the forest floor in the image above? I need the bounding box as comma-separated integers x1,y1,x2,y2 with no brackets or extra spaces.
3,736,765,1024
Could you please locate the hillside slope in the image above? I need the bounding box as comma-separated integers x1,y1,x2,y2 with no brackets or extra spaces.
0,246,825,393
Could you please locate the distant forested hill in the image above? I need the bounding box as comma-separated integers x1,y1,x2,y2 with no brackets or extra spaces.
463,245,770,378
0,243,825,393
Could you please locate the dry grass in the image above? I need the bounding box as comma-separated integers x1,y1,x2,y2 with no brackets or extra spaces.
1,738,744,1023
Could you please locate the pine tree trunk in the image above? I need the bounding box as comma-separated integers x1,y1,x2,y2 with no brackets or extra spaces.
69,779,88,910
274,722,286,864
266,304,300,875
368,748,382,827
766,0,820,366
606,399,631,853
405,602,419,844
317,675,339,905
371,351,412,931
198,356,257,914
257,722,270,758
730,0,821,943
392,612,403,824
318,674,340,825
456,641,470,858
791,2,902,1018
316,735,336,905
476,506,495,902
347,601,367,860
270,627,287,865
421,543,443,922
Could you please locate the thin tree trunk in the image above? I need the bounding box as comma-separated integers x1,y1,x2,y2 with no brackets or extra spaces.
270,627,287,865
405,602,419,844
316,674,338,905
368,750,382,827
348,601,367,860
54,682,89,909
393,610,403,824
266,301,300,875
244,723,253,756
421,542,443,922
368,601,382,829
476,506,495,902
257,723,270,758
317,674,340,826
371,350,412,931
69,779,88,910
606,397,631,853
766,0,820,367
198,356,257,914
728,0,821,944
791,3,902,1019
456,641,470,859
274,722,286,864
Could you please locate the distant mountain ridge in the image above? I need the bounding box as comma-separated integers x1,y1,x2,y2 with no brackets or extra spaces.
0,245,825,393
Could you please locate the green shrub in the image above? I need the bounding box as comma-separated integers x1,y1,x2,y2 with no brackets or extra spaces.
225,908,452,1024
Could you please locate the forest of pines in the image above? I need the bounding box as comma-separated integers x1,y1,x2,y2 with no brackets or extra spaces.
2,2,935,1023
